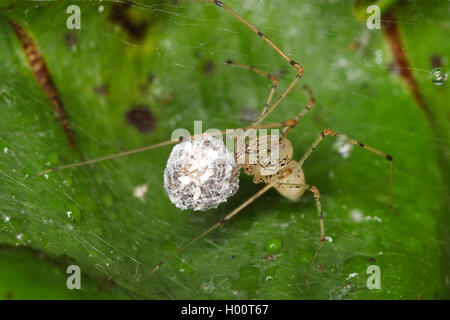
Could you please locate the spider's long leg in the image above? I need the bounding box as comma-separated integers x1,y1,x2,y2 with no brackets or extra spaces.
185,0,304,124
254,72,302,125
224,61,312,129
295,129,394,208
225,60,279,116
149,169,293,276
282,85,316,136
188,0,303,71
35,139,179,176
277,181,324,291
35,120,298,176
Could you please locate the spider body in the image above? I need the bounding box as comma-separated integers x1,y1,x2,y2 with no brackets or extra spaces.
163,132,307,211
239,134,307,202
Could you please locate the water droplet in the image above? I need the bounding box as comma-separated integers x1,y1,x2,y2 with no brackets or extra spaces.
264,266,279,282
66,205,82,222
133,184,148,200
333,135,353,158
63,178,72,187
346,272,359,280
265,238,282,253
430,67,447,85
350,209,364,223
15,233,26,245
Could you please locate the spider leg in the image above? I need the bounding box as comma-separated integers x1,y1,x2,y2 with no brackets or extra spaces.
225,60,279,117
36,120,298,176
282,85,316,137
295,128,394,208
254,73,302,125
223,61,315,133
183,0,304,124
35,139,180,176
149,169,293,276
276,181,324,291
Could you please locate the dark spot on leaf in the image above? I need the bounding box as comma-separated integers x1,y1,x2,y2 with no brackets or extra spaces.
98,277,114,290
148,73,156,84
64,31,77,50
368,257,376,263
94,84,109,96
109,2,149,41
203,60,215,74
263,254,274,262
126,106,156,133
430,54,443,68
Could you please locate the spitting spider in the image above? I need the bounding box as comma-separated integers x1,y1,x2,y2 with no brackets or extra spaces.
37,0,393,289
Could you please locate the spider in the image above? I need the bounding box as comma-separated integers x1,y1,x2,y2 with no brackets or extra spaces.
36,0,393,290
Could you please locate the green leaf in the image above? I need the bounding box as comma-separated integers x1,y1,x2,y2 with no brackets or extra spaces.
0,246,131,299
0,0,448,299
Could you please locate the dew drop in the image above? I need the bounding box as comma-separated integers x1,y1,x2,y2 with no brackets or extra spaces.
66,205,82,222
265,238,282,253
350,209,364,223
430,67,447,85
133,184,148,200
333,135,353,159
16,233,24,242
63,178,72,187
264,266,279,282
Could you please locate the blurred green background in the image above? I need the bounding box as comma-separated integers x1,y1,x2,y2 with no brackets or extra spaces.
0,0,448,299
